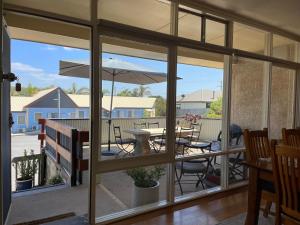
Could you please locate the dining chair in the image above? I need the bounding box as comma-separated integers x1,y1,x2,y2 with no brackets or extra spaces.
113,125,136,156
271,144,300,225
134,122,147,129
244,128,274,217
148,122,159,128
282,128,300,147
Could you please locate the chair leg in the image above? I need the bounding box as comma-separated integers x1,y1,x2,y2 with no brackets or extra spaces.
175,167,183,195
263,201,272,217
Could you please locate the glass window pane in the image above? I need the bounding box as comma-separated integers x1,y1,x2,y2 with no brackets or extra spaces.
98,0,171,34
206,19,225,46
178,11,201,41
95,164,167,218
270,66,295,139
273,35,297,62
175,47,224,197
99,36,168,161
233,23,266,54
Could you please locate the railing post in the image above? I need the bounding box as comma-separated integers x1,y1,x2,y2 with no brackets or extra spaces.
70,129,78,186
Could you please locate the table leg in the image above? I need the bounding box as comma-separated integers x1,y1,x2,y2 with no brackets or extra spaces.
134,134,151,155
245,168,261,225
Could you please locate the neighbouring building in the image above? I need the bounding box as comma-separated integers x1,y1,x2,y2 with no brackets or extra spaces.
176,89,222,116
11,87,156,133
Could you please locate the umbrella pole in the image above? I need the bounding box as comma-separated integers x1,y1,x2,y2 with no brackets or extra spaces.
108,73,115,152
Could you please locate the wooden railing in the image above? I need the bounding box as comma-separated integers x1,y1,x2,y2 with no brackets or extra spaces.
38,119,89,186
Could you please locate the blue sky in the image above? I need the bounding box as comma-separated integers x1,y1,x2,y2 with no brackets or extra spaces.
11,40,223,97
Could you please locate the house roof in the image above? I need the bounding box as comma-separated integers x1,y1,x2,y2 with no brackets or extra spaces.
11,88,157,112
176,89,222,103
11,88,57,111
68,94,156,111
11,96,33,112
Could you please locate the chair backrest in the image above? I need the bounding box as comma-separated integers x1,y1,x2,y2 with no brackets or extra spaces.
113,126,122,140
134,122,147,129
272,144,300,220
282,128,300,147
191,123,202,141
244,128,271,161
148,122,159,128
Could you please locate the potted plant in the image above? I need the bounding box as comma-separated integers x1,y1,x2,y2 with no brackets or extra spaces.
15,150,38,191
127,166,165,207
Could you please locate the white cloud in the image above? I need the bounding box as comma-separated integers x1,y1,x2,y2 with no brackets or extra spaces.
62,47,78,51
43,45,57,51
12,62,70,82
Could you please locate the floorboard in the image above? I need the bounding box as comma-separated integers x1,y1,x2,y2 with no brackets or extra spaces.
111,187,248,225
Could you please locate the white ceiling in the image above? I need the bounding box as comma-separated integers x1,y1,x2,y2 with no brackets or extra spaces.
196,0,300,36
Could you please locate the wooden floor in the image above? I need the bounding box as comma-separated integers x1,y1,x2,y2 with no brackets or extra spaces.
112,186,248,225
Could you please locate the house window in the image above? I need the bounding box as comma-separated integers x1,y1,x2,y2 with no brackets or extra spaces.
34,112,42,122
48,112,59,118
128,110,133,118
176,104,181,109
18,115,26,125
206,102,211,108
70,112,76,119
78,111,85,118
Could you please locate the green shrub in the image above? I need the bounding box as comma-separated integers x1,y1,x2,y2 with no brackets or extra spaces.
16,150,38,181
127,166,165,188
48,174,63,185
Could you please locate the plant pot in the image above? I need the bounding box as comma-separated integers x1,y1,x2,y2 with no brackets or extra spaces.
133,181,159,207
16,178,33,191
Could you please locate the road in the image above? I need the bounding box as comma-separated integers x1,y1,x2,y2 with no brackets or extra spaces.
11,134,41,159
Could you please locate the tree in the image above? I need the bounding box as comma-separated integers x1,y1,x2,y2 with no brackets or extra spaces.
132,85,151,97
27,83,39,96
153,96,166,117
206,97,222,118
117,89,133,96
68,82,78,94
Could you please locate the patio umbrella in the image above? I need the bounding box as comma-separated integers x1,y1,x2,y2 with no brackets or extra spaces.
59,58,172,155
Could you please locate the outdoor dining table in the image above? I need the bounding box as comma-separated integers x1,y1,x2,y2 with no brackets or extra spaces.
243,159,274,225
123,127,194,155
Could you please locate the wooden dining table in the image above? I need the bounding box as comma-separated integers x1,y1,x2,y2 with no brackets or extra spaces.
123,127,194,155
243,159,274,225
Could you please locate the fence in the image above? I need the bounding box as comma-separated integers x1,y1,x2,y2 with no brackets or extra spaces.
54,117,222,144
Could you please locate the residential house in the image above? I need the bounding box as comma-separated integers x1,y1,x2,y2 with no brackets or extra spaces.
176,89,222,116
11,88,156,133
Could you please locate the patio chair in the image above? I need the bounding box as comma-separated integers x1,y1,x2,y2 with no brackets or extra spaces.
134,122,147,129
113,125,136,156
175,148,210,195
175,127,194,155
148,122,159,128
186,123,202,142
153,128,166,152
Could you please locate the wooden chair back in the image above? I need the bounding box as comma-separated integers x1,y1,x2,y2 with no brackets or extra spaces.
272,144,300,223
244,128,271,161
282,128,300,147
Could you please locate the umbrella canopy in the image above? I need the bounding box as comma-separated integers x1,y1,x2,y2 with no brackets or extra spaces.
59,58,168,85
